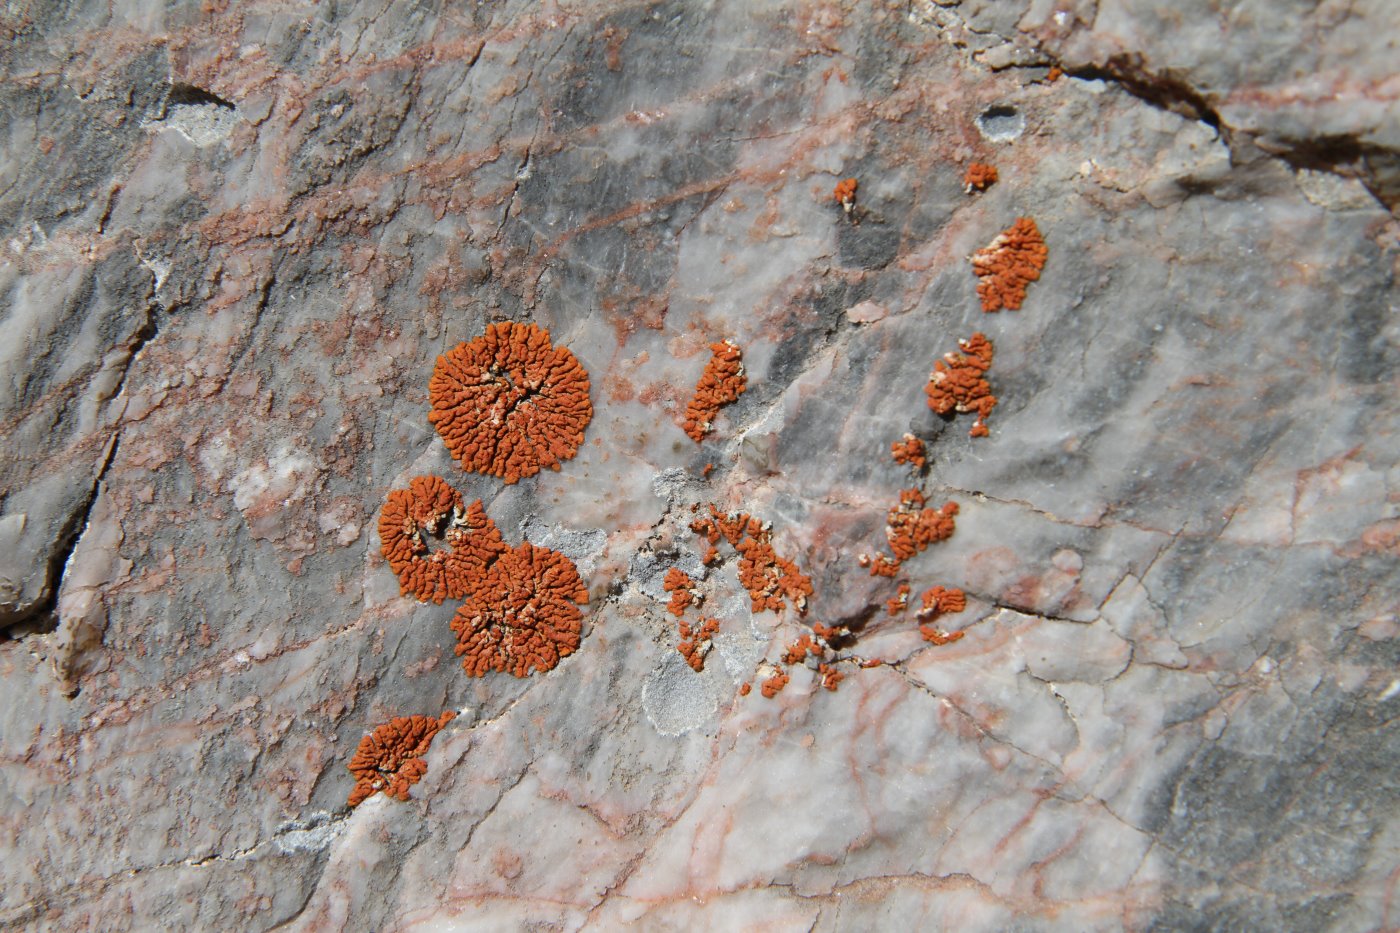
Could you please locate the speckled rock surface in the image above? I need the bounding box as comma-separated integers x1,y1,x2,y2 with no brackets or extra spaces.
2,2,1397,930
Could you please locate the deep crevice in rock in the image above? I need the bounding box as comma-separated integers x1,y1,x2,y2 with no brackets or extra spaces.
167,81,235,110
1063,57,1224,133
0,286,160,655
1062,56,1398,212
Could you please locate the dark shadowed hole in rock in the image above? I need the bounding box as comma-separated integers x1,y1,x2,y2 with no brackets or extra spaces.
168,82,235,109
976,104,1025,142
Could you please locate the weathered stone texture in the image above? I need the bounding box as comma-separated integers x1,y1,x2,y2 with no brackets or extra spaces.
1,1,1396,930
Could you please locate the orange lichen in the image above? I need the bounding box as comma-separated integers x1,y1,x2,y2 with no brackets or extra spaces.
737,532,813,614
971,216,1047,312
682,340,746,442
833,177,858,212
811,621,847,644
690,506,812,615
346,711,455,807
744,622,855,699
886,583,911,616
886,489,959,562
677,617,720,672
378,476,499,603
451,498,511,572
1047,65,1063,81
890,433,927,470
663,567,698,617
782,632,820,665
428,321,593,483
450,541,588,678
918,585,967,619
739,681,752,696
918,585,967,645
926,332,996,438
964,163,998,192
922,628,965,646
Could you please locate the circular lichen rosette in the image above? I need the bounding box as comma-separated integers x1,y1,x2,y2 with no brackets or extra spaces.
427,321,593,483
450,541,589,678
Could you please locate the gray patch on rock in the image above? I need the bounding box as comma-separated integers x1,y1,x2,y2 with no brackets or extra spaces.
712,594,768,681
272,813,344,856
650,467,696,501
520,517,607,570
641,652,718,736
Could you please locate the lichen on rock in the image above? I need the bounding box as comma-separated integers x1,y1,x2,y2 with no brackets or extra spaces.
682,340,746,443
971,216,1046,312
450,540,589,678
346,711,456,807
926,332,996,438
428,321,593,483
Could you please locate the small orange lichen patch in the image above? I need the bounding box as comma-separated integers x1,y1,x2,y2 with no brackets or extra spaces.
926,332,996,438
890,433,927,470
886,583,911,616
428,321,593,483
1047,65,1063,81
922,628,966,646
833,177,858,213
739,681,752,696
782,632,820,665
760,670,790,698
677,616,720,672
682,340,746,442
690,506,812,614
663,567,699,617
745,622,856,700
964,162,998,192
918,585,967,619
451,541,588,678
886,489,959,562
346,711,455,807
918,585,967,645
378,475,479,603
972,217,1047,312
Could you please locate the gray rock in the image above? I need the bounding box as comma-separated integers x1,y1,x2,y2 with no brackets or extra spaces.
0,2,1395,930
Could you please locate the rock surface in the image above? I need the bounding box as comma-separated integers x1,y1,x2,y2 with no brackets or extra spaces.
1,1,1397,930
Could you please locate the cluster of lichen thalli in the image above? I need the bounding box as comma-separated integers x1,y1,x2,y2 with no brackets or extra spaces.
351,159,1050,797
660,166,1047,700
350,321,593,807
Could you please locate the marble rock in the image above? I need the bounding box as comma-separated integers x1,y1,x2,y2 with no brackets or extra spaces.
1,2,1396,931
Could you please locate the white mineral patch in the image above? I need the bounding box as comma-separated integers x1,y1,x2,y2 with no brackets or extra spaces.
273,813,344,855
230,443,315,511
844,300,888,324
146,102,240,146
